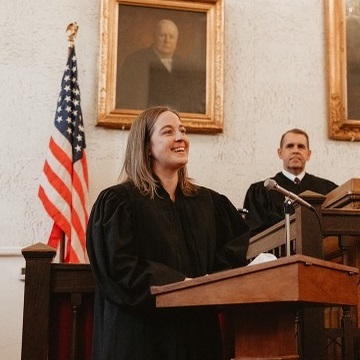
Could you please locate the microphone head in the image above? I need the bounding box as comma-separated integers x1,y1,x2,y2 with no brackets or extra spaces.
264,178,277,190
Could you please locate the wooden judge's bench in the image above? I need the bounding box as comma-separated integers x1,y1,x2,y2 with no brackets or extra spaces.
246,178,360,360
20,179,360,360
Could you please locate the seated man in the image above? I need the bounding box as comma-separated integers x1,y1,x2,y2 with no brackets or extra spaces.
243,128,338,236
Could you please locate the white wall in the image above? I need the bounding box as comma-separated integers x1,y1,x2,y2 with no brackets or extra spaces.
0,253,25,359
1,0,359,358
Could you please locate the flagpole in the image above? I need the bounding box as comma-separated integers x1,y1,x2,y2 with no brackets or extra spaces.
57,22,79,263
39,21,88,263
59,231,65,263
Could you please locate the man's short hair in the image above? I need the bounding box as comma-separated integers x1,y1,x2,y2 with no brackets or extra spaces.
279,128,309,148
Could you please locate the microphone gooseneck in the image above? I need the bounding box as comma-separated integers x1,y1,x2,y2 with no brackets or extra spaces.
263,178,323,256
263,178,313,209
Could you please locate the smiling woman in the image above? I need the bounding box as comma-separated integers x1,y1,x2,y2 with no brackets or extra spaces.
86,106,250,360
148,110,189,197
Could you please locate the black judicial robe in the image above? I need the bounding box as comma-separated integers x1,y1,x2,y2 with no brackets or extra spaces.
86,182,249,360
243,172,338,236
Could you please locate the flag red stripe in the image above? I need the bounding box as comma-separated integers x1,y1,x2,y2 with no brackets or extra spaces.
48,130,88,223
41,151,88,260
49,136,72,176
40,183,86,257
65,245,80,263
38,185,71,237
43,159,72,210
47,223,62,250
72,159,88,221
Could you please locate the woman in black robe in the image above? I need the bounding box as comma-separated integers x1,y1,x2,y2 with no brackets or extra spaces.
86,106,249,360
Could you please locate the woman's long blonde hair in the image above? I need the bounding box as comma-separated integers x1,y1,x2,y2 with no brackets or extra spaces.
119,106,198,198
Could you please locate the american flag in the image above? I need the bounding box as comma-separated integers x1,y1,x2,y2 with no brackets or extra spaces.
38,46,89,263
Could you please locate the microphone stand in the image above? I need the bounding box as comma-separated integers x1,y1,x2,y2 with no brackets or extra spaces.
283,197,294,256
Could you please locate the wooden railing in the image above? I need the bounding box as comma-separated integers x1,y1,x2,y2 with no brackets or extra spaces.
21,242,94,360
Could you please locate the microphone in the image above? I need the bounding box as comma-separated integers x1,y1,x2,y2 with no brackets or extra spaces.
264,178,313,209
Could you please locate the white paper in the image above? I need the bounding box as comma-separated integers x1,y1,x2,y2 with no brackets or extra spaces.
247,252,277,266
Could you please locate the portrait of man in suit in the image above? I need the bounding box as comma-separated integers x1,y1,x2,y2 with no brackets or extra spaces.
346,9,360,120
116,6,207,114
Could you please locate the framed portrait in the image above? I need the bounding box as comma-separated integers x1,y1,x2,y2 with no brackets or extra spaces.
97,0,224,134
326,0,360,140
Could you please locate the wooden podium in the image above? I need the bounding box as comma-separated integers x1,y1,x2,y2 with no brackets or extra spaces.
151,255,358,360
236,178,360,360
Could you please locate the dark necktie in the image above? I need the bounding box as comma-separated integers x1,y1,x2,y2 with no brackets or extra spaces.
294,177,300,185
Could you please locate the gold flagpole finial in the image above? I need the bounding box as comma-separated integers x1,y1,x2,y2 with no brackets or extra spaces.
66,22,79,49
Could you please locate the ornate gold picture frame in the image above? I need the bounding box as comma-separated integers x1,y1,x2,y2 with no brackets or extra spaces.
326,0,360,141
97,0,224,134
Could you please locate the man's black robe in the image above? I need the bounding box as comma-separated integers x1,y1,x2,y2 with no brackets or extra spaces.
243,172,337,236
87,182,249,360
